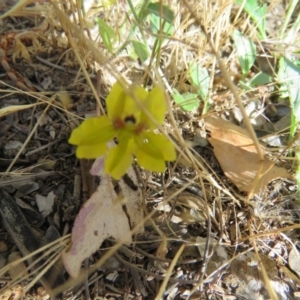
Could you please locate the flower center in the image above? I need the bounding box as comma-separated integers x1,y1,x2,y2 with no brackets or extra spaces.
113,118,125,129
113,115,145,135
124,115,136,125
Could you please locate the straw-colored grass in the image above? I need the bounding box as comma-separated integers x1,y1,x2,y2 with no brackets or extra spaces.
0,0,299,299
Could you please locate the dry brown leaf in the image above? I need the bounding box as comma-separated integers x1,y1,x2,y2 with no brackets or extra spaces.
62,158,132,278
205,116,291,193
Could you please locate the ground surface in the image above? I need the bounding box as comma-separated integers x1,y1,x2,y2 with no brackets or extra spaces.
0,0,300,299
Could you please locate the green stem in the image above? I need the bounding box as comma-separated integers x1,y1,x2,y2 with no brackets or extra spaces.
279,0,298,40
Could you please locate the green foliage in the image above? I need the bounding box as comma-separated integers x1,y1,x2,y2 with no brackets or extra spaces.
277,56,300,134
96,18,117,53
146,2,174,36
128,1,175,62
235,0,267,39
173,89,200,112
277,55,300,201
149,13,174,36
189,63,210,100
188,63,210,113
240,72,272,90
145,2,174,24
279,0,300,40
94,1,175,62
233,30,257,77
131,40,148,62
248,72,272,86
138,1,175,38
173,64,210,113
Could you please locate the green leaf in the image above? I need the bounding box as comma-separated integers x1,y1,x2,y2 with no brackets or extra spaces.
131,40,148,62
239,72,272,91
146,2,174,24
233,30,256,76
235,0,266,39
278,56,300,123
96,18,117,53
145,2,174,36
247,72,272,86
239,81,252,91
149,13,174,36
173,89,199,112
189,64,210,100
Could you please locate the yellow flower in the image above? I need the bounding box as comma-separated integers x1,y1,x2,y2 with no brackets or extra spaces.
69,82,176,179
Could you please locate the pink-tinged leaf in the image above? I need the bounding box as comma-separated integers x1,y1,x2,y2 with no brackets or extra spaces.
90,156,105,176
90,142,115,177
91,155,144,233
62,175,132,278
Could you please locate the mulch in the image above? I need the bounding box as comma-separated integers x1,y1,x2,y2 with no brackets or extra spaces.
0,1,300,300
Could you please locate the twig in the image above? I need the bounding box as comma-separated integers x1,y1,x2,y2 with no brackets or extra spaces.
114,253,198,285
130,268,148,298
155,244,185,300
25,139,62,156
6,102,52,172
35,55,96,78
0,171,56,187
134,246,203,265
248,220,278,300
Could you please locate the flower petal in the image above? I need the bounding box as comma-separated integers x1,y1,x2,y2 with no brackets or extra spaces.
135,150,166,172
149,132,176,161
76,143,107,159
120,86,148,124
135,132,176,161
106,82,127,120
105,138,133,179
133,132,176,173
140,87,166,129
69,116,115,146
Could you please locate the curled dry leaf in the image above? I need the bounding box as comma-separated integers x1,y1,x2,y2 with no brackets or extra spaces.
205,116,291,193
62,158,132,278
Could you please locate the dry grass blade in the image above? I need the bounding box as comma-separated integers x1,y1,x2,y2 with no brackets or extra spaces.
0,0,298,299
0,103,39,117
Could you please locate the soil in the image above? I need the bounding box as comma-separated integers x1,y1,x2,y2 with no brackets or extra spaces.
0,1,300,300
